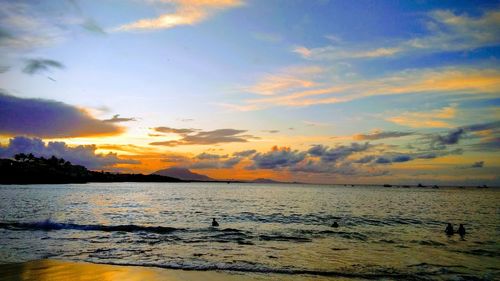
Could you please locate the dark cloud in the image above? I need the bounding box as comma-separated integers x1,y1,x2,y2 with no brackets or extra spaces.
189,156,241,169
22,58,64,75
249,146,306,169
434,128,464,146
233,149,256,157
103,114,136,123
150,129,257,146
471,161,484,168
392,155,412,162
354,155,376,163
0,136,138,170
463,121,500,132
308,143,371,163
375,157,391,164
195,152,228,160
0,92,123,138
427,121,500,150
354,131,414,140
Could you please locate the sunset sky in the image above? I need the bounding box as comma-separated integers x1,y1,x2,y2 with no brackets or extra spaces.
0,0,499,185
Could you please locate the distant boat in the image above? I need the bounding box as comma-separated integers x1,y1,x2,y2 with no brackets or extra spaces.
417,183,425,188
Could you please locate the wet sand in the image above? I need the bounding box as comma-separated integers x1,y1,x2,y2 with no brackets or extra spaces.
0,259,342,281
0,259,259,281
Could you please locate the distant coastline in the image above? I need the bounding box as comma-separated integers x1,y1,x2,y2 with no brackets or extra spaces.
0,154,183,184
0,154,495,187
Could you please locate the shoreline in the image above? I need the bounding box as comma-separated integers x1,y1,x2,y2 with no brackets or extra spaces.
0,259,347,281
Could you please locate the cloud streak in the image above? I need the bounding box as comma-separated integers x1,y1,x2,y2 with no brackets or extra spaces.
227,67,500,110
150,128,257,146
22,58,64,75
114,0,243,32
293,9,500,61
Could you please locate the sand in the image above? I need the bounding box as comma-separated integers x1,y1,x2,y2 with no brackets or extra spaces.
0,259,351,281
0,259,282,281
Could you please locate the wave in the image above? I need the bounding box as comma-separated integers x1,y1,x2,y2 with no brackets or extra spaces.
87,260,430,279
0,220,180,234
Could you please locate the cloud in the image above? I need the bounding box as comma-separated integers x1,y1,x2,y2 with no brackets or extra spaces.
22,58,64,75
0,92,123,138
386,105,457,128
262,130,279,133
227,67,500,110
471,161,484,168
375,157,392,164
353,130,414,140
81,18,106,35
293,9,500,61
308,143,371,163
153,126,196,135
195,152,228,160
433,128,465,146
0,1,92,52
0,136,139,170
427,121,500,150
233,149,256,157
114,0,243,32
102,114,137,123
244,65,323,96
150,128,257,146
249,146,307,170
189,156,241,169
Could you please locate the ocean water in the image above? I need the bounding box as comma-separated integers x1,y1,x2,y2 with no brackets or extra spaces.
0,182,498,280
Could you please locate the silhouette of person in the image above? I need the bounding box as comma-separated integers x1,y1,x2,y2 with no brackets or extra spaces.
457,224,466,237
331,221,339,228
212,218,219,227
445,223,454,236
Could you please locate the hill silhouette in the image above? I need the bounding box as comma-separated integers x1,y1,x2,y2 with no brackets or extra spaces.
0,153,182,184
152,167,214,181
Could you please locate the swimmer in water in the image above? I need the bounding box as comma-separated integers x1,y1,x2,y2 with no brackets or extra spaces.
457,224,466,237
212,218,219,227
331,221,339,228
445,223,454,236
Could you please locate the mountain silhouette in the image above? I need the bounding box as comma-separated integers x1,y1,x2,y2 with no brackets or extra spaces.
152,167,214,181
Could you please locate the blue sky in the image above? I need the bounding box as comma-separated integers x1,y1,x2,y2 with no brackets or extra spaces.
0,0,499,185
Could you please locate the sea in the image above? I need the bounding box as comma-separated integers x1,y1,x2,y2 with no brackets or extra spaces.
0,182,498,280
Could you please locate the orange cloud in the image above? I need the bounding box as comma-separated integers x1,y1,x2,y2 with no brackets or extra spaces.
227,67,500,110
386,105,457,128
114,0,243,31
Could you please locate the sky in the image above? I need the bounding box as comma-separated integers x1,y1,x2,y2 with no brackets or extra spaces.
0,0,499,185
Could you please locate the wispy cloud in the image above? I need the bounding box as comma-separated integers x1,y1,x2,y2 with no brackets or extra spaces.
353,130,414,140
102,114,137,123
293,9,500,60
22,58,64,75
150,128,257,146
386,105,457,128
227,67,500,110
114,0,243,32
